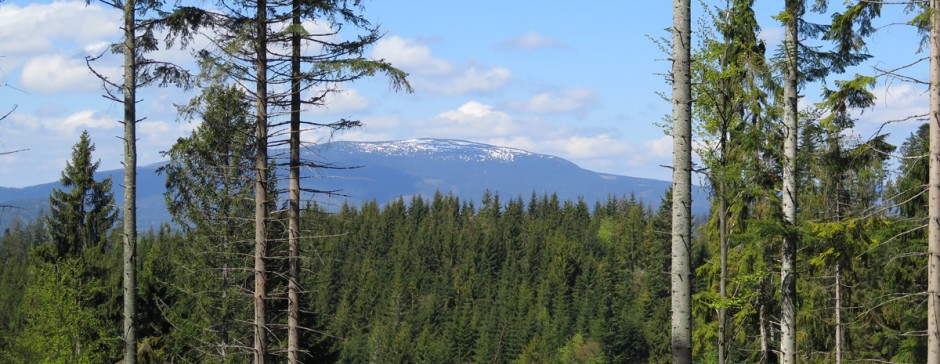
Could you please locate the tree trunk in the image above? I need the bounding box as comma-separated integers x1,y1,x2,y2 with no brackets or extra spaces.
780,1,800,363
928,0,940,362
719,193,728,364
122,0,138,361
253,0,269,360
835,261,843,364
759,299,768,364
670,0,692,362
287,0,301,362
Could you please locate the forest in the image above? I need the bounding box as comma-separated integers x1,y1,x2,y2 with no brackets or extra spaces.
1,0,940,363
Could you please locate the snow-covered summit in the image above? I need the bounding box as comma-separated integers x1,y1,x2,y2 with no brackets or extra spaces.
339,138,551,163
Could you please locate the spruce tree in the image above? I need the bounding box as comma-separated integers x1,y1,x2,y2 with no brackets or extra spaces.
46,130,117,259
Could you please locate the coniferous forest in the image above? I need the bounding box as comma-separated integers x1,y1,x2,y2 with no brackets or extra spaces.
3,0,940,363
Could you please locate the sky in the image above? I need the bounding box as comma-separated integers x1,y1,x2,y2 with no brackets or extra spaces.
0,0,930,188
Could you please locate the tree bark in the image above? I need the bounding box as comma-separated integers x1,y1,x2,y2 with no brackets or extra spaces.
719,193,728,364
928,1,940,362
780,1,800,363
759,299,768,364
670,0,692,362
253,0,269,361
122,0,138,361
835,261,843,364
287,1,301,362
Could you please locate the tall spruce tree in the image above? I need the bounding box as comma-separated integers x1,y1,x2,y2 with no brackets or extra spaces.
692,2,770,361
775,2,882,360
86,0,195,360
276,3,410,361
4,132,118,362
159,84,257,361
163,0,409,359
47,130,117,259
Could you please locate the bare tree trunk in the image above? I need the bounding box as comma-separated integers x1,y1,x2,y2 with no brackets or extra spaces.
759,300,768,364
253,0,269,361
780,1,800,362
286,0,301,362
719,193,728,364
122,0,138,361
670,0,692,362
928,1,940,362
222,257,229,362
835,261,842,364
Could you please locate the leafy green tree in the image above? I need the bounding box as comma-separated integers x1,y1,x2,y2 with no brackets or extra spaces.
692,2,771,361
0,218,45,357
6,254,108,363
3,133,119,362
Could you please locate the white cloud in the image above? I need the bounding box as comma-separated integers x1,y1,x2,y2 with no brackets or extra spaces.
759,26,784,51
545,134,628,159
311,89,371,115
498,31,566,51
642,135,673,159
511,87,596,114
11,109,116,135
138,121,171,140
423,67,511,95
42,110,116,133
372,35,452,76
372,35,511,95
430,101,519,137
0,1,120,56
857,83,929,127
19,54,99,93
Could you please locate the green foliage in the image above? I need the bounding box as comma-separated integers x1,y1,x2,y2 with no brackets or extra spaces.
46,130,117,259
892,123,929,219
1,133,120,362
4,250,117,363
291,193,673,363
156,84,257,362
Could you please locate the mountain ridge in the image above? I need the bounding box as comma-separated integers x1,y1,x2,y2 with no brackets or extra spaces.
0,138,708,229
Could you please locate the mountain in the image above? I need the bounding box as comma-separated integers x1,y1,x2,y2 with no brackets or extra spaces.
0,138,709,230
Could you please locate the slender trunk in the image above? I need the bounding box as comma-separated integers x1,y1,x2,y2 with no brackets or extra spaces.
780,1,799,362
834,165,844,364
759,299,768,364
670,0,692,362
927,0,940,362
122,0,138,361
222,256,229,362
253,0,269,361
835,261,842,364
287,1,302,362
221,152,236,362
719,193,728,364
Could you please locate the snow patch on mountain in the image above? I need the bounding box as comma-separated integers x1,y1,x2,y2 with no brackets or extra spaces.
349,138,545,163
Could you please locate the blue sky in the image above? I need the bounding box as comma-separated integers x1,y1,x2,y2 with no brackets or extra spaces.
0,0,929,188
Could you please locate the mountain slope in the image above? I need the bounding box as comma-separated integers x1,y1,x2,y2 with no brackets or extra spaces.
0,138,708,229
